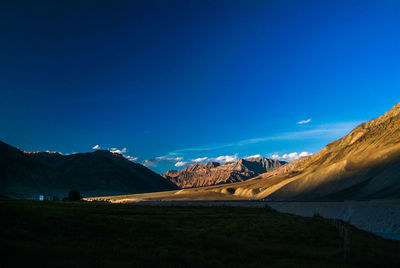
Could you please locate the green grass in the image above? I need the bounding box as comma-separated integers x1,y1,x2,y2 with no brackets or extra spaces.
1,199,399,267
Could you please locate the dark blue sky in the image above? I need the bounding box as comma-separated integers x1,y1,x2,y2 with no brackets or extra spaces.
1,0,400,173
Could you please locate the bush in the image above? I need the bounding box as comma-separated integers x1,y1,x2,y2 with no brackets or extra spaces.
264,204,277,212
63,191,82,201
313,212,323,218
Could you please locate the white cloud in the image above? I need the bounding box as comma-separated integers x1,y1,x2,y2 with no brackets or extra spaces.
125,155,139,162
271,154,280,160
107,147,138,162
144,151,313,170
283,152,299,159
161,156,209,169
155,156,183,161
142,159,156,167
299,152,312,157
168,154,238,168
192,157,208,163
297,119,312,125
92,145,100,150
110,147,127,154
271,152,312,161
142,156,184,167
245,154,261,159
170,154,237,168
213,154,238,163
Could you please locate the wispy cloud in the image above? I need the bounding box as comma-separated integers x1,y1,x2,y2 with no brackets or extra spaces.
125,155,138,162
144,153,240,169
142,156,184,167
297,118,312,125
106,146,138,162
168,121,360,154
92,145,129,155
213,153,238,163
245,154,261,159
142,160,156,167
192,157,208,163
110,147,127,154
141,121,360,171
271,152,312,161
156,156,183,161
172,154,238,168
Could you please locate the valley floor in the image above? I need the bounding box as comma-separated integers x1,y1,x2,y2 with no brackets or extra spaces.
1,198,399,267
124,200,400,240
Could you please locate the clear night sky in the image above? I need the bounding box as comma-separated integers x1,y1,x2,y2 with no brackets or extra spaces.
1,0,400,173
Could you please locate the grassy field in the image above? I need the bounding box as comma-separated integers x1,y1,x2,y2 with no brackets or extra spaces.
1,199,399,267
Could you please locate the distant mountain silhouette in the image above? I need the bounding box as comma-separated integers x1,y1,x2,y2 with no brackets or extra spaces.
162,157,286,188
0,142,177,199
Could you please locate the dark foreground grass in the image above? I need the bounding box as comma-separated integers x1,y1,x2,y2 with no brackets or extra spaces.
1,199,399,267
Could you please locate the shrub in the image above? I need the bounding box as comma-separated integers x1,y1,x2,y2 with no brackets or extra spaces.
264,204,277,212
63,191,82,201
313,212,323,218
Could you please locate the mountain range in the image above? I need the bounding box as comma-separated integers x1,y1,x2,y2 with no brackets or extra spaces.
0,142,177,199
3,102,400,202
162,157,285,188
88,102,400,202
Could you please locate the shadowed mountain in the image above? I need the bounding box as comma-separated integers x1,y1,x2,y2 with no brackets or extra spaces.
89,102,400,202
0,141,59,193
162,157,286,188
0,142,177,199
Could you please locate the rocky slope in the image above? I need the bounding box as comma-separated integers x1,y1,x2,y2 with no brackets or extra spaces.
162,157,286,188
218,102,400,201
92,102,400,202
0,141,177,199
262,102,400,201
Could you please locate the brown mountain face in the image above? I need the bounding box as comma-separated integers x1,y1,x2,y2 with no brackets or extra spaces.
248,156,312,181
211,102,400,201
0,142,177,199
262,102,400,201
162,157,286,188
91,102,400,202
